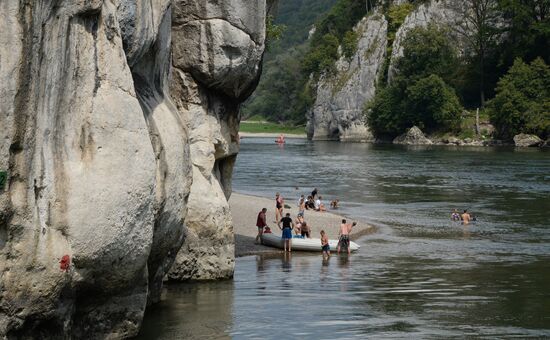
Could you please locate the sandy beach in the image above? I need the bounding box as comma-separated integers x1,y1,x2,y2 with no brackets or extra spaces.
229,192,375,257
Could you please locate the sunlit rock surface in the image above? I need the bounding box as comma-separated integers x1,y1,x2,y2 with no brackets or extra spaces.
0,0,265,337
307,15,386,142
168,0,266,281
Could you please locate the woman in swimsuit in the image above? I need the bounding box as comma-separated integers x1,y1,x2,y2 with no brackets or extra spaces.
275,192,284,223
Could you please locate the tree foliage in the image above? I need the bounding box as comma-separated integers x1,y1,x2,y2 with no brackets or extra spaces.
366,25,463,137
303,0,367,76
498,0,550,65
449,0,503,106
266,15,286,49
487,57,550,139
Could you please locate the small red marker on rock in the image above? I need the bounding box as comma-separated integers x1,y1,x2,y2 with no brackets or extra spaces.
60,255,70,272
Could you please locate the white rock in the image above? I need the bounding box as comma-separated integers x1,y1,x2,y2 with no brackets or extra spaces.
513,134,543,147
308,14,386,142
393,126,433,145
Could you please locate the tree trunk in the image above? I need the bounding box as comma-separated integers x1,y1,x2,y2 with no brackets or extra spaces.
479,51,486,107
475,108,480,136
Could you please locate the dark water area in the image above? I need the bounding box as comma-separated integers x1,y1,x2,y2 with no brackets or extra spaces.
139,138,550,339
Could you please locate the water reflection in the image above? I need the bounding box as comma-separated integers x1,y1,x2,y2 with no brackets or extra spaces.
137,281,234,340
138,139,550,338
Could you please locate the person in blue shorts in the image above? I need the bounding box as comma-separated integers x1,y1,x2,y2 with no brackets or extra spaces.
278,213,295,252
320,230,330,259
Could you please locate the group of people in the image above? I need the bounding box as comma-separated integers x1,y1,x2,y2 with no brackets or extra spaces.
256,188,356,256
451,209,476,225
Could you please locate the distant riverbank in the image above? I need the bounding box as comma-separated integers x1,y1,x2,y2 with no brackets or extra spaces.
239,132,307,138
229,192,375,257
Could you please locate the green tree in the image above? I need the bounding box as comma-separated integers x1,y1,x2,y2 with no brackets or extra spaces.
366,25,463,137
396,24,458,83
449,0,502,106
487,57,550,139
365,85,407,136
342,30,359,59
266,15,286,49
405,75,462,132
498,0,550,65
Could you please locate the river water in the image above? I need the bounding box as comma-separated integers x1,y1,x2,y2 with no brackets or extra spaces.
138,138,550,339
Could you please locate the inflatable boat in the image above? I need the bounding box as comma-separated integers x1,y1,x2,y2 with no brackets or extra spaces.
261,233,360,252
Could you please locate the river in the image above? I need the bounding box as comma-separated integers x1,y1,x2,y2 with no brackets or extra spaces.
138,138,550,339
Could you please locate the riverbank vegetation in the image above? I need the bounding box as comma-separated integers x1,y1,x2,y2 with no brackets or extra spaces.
240,116,306,135
366,0,550,140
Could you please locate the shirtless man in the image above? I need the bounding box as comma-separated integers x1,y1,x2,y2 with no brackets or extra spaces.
461,210,471,225
255,208,267,244
337,219,357,254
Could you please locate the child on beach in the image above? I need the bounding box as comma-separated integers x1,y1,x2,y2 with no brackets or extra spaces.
320,230,330,259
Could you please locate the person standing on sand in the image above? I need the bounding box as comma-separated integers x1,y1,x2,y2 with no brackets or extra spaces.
311,188,318,199
278,213,294,252
461,209,471,225
337,220,357,255
320,230,330,259
300,219,311,238
298,196,305,217
255,208,267,244
275,192,284,223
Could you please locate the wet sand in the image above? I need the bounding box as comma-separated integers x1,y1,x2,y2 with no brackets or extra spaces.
229,192,375,257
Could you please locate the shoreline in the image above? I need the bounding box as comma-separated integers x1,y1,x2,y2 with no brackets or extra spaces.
229,192,376,257
238,132,549,148
239,132,307,138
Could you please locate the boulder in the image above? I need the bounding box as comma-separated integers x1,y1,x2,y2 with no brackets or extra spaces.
393,126,433,145
441,136,460,145
513,134,543,147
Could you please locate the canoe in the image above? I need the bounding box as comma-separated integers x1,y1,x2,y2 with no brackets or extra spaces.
261,233,360,252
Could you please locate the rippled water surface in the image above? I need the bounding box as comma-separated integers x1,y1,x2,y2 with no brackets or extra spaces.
139,138,550,339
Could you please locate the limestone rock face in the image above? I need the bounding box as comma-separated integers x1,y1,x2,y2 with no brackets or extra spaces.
513,134,543,147
1,0,267,336
172,0,266,100
168,0,266,281
393,126,433,145
308,14,386,142
0,1,191,338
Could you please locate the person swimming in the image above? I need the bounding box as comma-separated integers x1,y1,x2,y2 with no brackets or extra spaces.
451,209,460,221
461,209,471,225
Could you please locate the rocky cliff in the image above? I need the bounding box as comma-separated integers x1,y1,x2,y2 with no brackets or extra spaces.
0,1,265,338
306,15,386,142
307,0,459,142
168,0,265,281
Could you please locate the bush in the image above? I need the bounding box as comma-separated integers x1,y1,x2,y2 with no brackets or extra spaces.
302,33,340,75
396,24,458,83
342,30,359,60
365,85,407,137
487,58,550,140
405,75,462,132
303,0,367,77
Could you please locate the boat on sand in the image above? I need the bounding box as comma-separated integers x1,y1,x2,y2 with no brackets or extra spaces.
261,233,360,252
